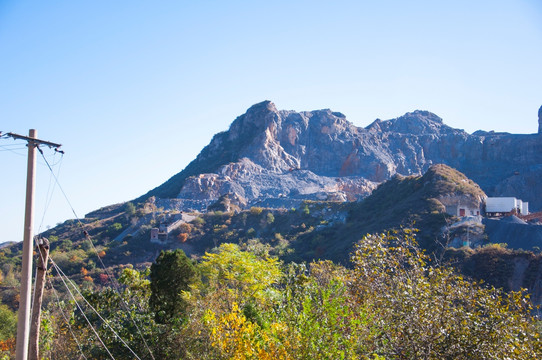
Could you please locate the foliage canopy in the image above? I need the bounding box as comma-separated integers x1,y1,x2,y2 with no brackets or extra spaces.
24,230,542,360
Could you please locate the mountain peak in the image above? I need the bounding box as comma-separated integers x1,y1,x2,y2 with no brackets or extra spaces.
227,100,279,142
246,100,277,113
370,110,455,135
403,110,443,123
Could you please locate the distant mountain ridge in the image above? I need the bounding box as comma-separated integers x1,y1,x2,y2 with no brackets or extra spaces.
140,101,542,210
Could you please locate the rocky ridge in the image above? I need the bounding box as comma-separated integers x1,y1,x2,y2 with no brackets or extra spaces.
142,101,542,211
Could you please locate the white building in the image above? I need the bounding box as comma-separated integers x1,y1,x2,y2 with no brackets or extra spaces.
485,197,529,216
522,201,529,215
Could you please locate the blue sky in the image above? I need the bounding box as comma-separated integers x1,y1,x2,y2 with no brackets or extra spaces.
1,0,541,243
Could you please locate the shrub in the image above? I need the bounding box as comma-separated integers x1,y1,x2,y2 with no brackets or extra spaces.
191,217,205,226
178,223,192,234
125,202,136,217
250,207,263,216
177,233,189,243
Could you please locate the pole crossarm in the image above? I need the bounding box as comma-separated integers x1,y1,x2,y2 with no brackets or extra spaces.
4,132,62,149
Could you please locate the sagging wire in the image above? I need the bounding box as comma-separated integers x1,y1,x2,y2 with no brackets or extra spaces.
50,257,143,360
0,144,27,157
37,147,63,235
37,149,155,360
48,276,89,360
32,235,88,360
50,257,117,360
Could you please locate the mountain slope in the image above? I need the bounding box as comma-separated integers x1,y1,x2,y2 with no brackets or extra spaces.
139,101,542,210
6,164,542,307
290,164,487,261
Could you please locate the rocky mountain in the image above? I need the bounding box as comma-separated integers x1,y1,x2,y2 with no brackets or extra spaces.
141,101,542,211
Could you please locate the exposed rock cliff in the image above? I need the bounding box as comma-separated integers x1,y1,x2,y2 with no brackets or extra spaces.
141,101,542,210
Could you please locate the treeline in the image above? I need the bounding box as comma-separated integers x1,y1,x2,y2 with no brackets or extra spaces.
3,230,542,359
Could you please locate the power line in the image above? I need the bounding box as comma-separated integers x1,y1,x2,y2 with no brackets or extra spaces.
47,276,89,360
37,149,156,360
34,147,151,357
0,145,27,156
5,130,148,360
0,144,28,149
50,258,117,360
1,130,65,360
0,129,60,360
33,235,88,359
37,149,62,234
51,258,143,360
0,141,28,146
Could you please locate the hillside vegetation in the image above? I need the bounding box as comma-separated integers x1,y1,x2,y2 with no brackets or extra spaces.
4,231,539,359
1,165,542,358
0,165,525,297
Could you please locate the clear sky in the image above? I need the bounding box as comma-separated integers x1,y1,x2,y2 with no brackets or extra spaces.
1,0,541,244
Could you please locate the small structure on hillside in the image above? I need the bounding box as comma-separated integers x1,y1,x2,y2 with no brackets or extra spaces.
150,213,187,244
485,197,529,217
445,204,480,217
150,225,168,244
150,228,161,244
439,194,482,218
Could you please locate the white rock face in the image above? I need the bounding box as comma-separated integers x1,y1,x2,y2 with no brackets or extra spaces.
177,158,377,208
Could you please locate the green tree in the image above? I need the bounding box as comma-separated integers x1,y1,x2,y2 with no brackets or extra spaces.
124,202,136,217
66,268,161,360
107,223,123,237
270,261,374,359
266,212,275,225
150,250,197,323
58,239,72,251
0,303,16,341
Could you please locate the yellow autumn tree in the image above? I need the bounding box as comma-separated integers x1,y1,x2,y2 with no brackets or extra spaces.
204,303,290,360
198,243,281,304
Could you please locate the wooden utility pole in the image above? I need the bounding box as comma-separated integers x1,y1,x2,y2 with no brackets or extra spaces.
29,237,49,360
15,129,38,360
4,130,61,360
